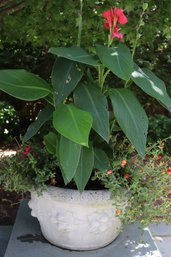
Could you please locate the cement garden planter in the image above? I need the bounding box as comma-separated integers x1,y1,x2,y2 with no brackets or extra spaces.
28,186,123,250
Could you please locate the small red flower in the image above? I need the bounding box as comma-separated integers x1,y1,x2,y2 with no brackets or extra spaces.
116,209,121,215
121,159,127,167
22,146,31,158
112,26,123,42
167,167,171,174
107,169,113,175
157,155,163,160
124,173,130,179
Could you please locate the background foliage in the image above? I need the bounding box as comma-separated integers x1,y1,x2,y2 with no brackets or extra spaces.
0,0,171,144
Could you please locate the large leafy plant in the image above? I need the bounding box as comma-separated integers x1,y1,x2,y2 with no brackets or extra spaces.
0,5,171,192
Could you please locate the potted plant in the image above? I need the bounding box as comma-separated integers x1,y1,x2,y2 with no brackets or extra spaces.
0,2,171,250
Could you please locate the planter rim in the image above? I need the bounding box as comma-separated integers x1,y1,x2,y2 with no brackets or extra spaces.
31,186,112,203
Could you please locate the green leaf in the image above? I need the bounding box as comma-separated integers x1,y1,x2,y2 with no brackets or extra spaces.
22,105,54,143
74,144,94,192
96,44,133,80
109,88,148,157
45,93,54,106
94,148,110,170
74,84,109,142
44,132,58,155
49,46,99,67
59,136,81,182
131,64,171,112
52,58,84,106
53,104,93,146
0,69,51,101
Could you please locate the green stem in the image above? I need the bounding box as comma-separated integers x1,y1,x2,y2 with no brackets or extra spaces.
103,69,110,84
77,0,83,47
98,67,110,92
124,4,148,88
132,7,147,59
98,65,104,90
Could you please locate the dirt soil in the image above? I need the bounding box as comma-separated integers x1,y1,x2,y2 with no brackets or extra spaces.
0,188,22,225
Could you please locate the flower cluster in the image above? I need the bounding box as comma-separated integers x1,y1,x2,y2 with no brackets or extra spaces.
94,140,171,227
0,144,58,193
102,6,128,42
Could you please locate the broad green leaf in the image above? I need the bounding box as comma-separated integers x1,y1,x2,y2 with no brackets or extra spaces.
60,167,69,185
74,84,109,142
22,105,54,143
131,64,171,112
59,136,81,182
0,69,51,101
53,104,93,146
52,58,84,106
49,46,99,67
44,132,58,155
94,148,110,170
109,88,148,157
74,144,94,192
96,44,133,81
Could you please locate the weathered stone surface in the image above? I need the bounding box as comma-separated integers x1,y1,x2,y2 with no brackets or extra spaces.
0,226,12,257
149,223,171,257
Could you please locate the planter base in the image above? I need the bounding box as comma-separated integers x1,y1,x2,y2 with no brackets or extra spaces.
28,187,122,250
4,200,162,257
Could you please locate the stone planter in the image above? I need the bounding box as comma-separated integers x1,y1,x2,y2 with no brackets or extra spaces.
28,186,122,250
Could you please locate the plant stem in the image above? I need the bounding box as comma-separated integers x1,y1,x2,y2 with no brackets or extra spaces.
132,4,148,59
98,67,110,93
98,65,104,90
124,4,148,88
77,0,83,47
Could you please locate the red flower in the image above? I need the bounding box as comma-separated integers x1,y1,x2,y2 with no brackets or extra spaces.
112,26,123,42
22,146,31,158
124,173,130,179
116,209,121,215
121,159,127,167
116,8,128,24
102,6,128,41
167,167,171,174
157,155,163,160
107,169,113,175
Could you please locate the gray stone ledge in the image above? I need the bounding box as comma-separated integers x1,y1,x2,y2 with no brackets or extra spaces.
0,226,12,257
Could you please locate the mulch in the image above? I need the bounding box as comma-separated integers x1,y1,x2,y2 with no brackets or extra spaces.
0,147,23,225
0,188,22,225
